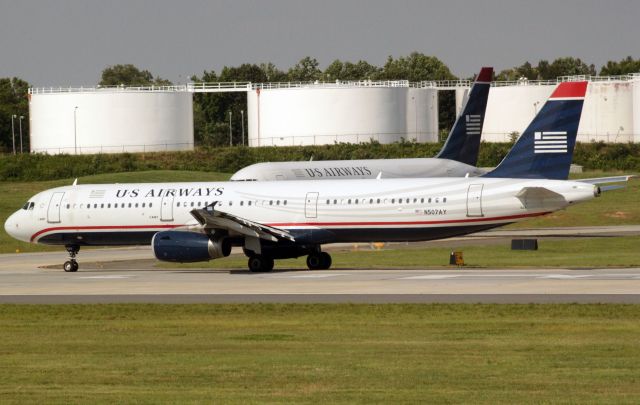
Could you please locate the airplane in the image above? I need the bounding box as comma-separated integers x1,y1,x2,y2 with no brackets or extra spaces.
230,67,493,181
4,81,630,273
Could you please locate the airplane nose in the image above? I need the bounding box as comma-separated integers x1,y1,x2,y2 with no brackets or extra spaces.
4,211,21,241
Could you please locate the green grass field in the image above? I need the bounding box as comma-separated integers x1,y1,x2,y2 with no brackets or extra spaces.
1,304,639,404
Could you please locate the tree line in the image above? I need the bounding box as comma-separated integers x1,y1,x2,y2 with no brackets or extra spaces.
1,55,640,152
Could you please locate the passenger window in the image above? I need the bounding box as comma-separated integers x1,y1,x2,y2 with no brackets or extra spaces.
66,204,70,209
248,201,252,206
142,203,146,208
149,203,153,208
284,200,287,206
391,199,395,204
413,198,417,203
355,199,359,204
101,204,104,208
277,200,280,205
128,203,132,208
377,198,381,204
369,198,373,204
240,201,244,206
107,203,111,208
135,203,139,208
428,198,432,203
421,198,424,203
177,202,181,207
334,199,337,204
443,197,447,203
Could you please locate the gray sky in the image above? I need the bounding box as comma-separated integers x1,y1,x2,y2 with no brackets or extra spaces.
1,0,638,86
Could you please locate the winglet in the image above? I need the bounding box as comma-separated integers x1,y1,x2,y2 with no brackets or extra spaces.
72,178,78,186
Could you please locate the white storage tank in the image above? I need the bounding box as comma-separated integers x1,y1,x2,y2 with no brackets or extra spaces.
29,88,194,154
481,78,638,143
246,83,438,146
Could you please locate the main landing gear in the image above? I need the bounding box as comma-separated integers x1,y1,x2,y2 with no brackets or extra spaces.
248,255,274,273
306,252,332,270
63,244,80,272
246,251,332,272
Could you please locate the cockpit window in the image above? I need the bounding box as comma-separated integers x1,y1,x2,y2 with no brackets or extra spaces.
22,202,29,210
29,202,35,210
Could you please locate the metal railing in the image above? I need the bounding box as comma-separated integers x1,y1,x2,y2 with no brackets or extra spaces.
29,142,194,155
28,73,640,95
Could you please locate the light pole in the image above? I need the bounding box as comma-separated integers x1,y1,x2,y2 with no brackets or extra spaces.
74,106,78,155
229,111,233,146
11,114,16,155
19,116,24,153
240,110,245,146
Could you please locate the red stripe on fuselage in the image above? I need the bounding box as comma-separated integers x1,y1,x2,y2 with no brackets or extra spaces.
30,212,551,242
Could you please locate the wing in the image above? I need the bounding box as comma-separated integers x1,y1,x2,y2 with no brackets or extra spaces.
189,204,295,242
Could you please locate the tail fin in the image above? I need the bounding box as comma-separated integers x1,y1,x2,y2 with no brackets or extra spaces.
436,67,493,166
483,81,588,180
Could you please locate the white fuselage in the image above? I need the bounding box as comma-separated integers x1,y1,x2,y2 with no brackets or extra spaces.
5,177,597,247
230,158,486,181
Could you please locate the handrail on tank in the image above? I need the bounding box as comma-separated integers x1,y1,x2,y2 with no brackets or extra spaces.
27,72,640,94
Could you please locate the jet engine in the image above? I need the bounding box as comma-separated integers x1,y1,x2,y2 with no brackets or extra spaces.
152,231,231,263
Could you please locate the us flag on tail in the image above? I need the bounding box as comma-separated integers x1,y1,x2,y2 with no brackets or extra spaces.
534,131,568,154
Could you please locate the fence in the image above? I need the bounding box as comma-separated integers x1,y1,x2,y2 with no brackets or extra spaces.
29,142,194,155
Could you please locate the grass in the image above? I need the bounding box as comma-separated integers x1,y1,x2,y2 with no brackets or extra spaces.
0,304,639,403
160,235,640,270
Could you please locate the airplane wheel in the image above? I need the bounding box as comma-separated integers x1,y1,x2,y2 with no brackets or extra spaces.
248,256,274,272
63,260,78,272
306,253,322,270
307,252,332,270
319,252,332,270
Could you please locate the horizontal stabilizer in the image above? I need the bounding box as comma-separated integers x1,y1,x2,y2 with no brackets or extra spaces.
577,175,635,185
190,204,295,242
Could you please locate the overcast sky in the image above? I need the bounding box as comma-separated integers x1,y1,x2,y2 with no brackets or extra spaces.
1,0,638,86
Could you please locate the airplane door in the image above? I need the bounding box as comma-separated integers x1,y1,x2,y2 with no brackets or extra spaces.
466,184,484,217
47,192,65,223
305,192,319,218
160,195,174,221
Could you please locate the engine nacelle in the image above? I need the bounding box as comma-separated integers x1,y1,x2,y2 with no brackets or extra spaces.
152,231,231,263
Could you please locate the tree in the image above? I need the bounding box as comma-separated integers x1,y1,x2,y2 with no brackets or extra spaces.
536,57,596,80
377,52,456,82
287,57,322,82
0,77,30,153
99,64,172,86
496,61,538,81
600,56,640,75
322,60,380,81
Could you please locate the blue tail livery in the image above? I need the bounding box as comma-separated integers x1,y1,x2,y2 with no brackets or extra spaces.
436,67,493,166
483,81,588,180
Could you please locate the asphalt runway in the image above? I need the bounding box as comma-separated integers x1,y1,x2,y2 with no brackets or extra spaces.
1,225,639,304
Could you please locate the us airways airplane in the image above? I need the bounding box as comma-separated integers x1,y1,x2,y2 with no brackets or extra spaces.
230,67,493,181
4,81,629,273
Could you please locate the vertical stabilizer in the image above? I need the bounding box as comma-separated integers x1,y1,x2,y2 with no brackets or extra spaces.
483,81,588,180
436,67,493,166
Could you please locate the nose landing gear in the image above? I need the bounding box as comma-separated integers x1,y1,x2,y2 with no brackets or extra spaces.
63,244,80,272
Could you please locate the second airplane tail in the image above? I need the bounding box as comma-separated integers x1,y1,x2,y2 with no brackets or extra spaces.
436,67,493,166
483,81,588,180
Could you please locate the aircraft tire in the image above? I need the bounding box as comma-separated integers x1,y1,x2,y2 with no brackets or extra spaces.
63,260,78,272
319,252,332,270
248,255,274,272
